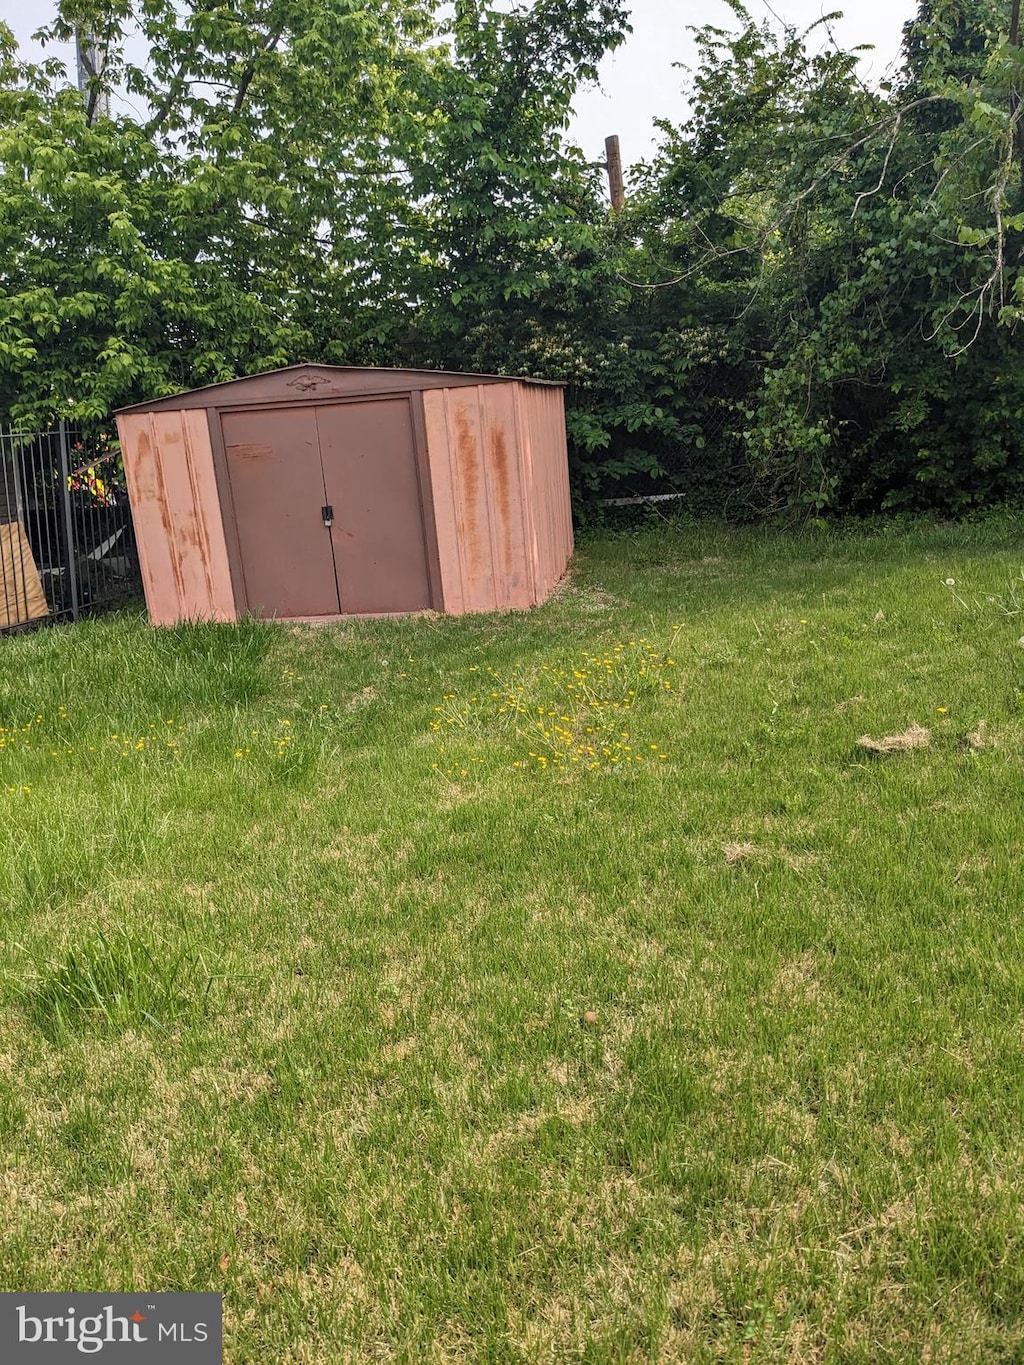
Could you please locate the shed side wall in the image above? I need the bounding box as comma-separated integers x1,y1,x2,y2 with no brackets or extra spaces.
481,384,533,609
420,390,466,614
439,385,493,611
446,385,495,611
514,384,573,598
422,385,533,613
116,410,236,625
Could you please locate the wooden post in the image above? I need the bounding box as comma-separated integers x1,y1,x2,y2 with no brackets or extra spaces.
604,135,625,211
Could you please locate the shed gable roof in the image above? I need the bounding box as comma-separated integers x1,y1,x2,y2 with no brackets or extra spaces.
116,364,563,415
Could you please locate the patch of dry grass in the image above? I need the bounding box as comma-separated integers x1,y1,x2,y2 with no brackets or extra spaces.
857,722,931,753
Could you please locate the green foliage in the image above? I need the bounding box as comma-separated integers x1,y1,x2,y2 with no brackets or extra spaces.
2,0,1024,515
579,0,1024,516
0,2,630,430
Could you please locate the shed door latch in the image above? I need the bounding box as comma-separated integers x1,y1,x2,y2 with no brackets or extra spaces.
321,505,334,528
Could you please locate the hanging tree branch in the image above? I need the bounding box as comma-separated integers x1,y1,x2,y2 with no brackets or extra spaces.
232,25,284,115
145,18,285,137
145,57,193,136
1010,0,1024,167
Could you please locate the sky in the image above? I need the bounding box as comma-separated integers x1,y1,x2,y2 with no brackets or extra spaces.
568,0,919,166
0,0,919,167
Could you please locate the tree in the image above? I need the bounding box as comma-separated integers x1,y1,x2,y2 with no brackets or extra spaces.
573,0,1024,515
0,0,629,432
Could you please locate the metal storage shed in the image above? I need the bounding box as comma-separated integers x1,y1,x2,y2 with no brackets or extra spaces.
115,365,574,626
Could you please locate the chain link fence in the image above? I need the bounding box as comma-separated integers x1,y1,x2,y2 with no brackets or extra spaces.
0,422,141,634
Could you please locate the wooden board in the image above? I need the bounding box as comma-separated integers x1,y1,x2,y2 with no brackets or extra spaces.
0,521,49,627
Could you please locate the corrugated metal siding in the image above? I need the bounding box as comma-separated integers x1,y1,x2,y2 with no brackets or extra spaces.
423,381,571,614
422,384,535,612
482,384,533,608
510,384,540,607
549,384,574,591
421,389,466,613
116,410,235,625
515,383,573,599
444,385,499,611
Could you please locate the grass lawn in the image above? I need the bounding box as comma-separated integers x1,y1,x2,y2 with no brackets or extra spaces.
1,517,1024,1362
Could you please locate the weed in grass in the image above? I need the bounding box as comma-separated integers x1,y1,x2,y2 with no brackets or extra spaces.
981,567,1024,619
23,928,212,1041
430,632,677,774
943,566,1024,631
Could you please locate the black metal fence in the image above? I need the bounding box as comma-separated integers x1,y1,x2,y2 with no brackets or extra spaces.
0,423,141,633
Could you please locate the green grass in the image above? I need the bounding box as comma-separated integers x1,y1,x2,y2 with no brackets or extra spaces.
2,517,1024,1362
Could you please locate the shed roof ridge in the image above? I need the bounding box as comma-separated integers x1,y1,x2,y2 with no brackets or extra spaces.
116,363,563,414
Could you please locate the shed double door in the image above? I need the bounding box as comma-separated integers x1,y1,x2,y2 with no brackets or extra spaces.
221,399,431,617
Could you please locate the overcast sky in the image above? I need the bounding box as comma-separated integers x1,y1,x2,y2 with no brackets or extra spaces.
568,0,918,165
0,0,918,166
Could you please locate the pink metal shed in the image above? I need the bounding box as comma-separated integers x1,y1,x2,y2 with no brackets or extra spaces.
114,365,573,625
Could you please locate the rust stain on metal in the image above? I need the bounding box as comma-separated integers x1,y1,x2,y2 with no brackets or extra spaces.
453,403,483,571
135,427,152,476
489,424,514,577
138,427,175,547
226,442,273,460
177,519,202,552
151,416,187,609
181,411,217,607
